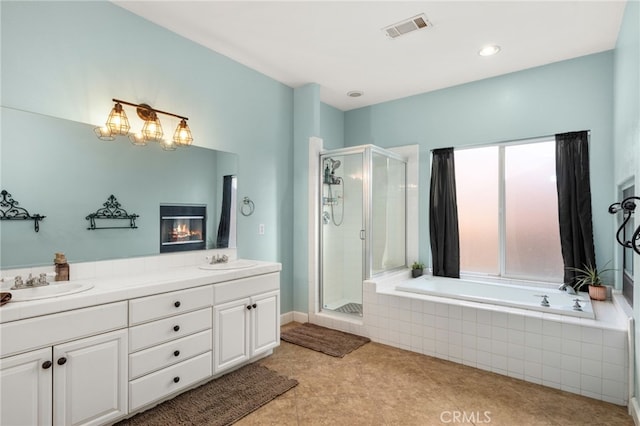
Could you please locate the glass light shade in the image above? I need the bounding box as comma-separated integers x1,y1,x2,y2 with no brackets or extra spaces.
173,119,193,147
128,133,147,146
141,114,164,141
93,126,115,141
106,103,131,135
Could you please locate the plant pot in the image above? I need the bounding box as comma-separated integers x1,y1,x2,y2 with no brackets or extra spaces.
588,285,607,301
412,269,423,278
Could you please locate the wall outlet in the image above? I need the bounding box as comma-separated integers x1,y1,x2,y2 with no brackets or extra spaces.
259,224,265,235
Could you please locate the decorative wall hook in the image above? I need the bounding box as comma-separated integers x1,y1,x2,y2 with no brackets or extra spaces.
86,195,139,230
0,189,45,232
241,196,255,216
609,196,640,255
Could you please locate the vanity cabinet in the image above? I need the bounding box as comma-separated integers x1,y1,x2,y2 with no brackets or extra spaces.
127,286,213,412
0,302,128,426
213,273,280,373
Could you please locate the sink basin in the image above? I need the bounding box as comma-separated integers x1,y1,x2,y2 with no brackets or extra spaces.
10,282,94,302
199,259,257,270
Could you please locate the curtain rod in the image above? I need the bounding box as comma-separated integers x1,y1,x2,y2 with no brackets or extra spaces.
430,130,591,152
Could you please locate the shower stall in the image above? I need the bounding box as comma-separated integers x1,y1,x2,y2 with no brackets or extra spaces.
320,145,407,316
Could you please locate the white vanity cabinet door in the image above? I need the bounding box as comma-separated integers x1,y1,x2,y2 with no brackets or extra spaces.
53,329,128,426
251,290,280,356
0,347,52,426
214,297,250,372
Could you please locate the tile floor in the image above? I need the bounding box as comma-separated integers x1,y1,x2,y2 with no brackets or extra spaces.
239,322,633,425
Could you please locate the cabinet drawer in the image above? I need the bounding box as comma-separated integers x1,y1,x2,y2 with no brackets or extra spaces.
0,302,128,358
129,308,211,352
129,330,212,380
129,285,213,325
129,351,212,411
214,273,279,304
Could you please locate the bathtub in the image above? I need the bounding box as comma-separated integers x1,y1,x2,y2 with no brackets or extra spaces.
396,275,595,319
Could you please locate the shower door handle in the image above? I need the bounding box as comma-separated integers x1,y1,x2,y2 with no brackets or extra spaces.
359,229,366,241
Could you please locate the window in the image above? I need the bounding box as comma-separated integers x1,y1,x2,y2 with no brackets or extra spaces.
455,139,563,282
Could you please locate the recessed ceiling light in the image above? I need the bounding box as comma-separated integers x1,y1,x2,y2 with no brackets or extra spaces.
347,90,364,98
478,45,501,57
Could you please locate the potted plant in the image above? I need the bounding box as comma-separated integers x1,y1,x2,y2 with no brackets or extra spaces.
411,261,425,278
568,262,615,301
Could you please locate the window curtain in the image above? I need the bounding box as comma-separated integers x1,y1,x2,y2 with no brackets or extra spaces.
429,148,460,278
555,131,596,286
216,175,233,248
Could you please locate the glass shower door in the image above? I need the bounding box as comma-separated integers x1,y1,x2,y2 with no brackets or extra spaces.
320,151,365,315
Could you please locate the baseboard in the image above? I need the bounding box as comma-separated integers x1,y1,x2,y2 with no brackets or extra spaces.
630,396,640,425
280,311,308,325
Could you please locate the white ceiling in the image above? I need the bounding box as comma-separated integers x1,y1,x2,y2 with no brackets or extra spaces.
113,1,627,111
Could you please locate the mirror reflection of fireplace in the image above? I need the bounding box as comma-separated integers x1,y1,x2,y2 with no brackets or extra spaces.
160,205,206,252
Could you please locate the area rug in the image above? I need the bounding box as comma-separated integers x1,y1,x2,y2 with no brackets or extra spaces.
280,322,370,357
116,363,298,426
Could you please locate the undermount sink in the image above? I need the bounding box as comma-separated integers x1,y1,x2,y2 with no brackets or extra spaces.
9,282,94,302
199,259,257,271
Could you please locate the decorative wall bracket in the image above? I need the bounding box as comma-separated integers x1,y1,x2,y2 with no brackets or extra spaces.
86,195,139,230
609,196,640,255
0,190,46,232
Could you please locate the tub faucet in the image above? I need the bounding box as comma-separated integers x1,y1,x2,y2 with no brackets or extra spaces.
558,283,577,295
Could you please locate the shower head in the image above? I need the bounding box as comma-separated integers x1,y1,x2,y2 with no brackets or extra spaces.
330,158,341,172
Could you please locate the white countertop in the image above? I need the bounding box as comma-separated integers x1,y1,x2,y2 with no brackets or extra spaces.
0,260,281,324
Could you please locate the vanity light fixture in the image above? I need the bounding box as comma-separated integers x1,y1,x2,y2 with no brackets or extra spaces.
478,44,501,57
95,99,193,149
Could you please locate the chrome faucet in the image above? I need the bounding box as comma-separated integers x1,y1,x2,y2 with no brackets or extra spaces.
208,254,229,264
558,283,577,295
12,273,49,290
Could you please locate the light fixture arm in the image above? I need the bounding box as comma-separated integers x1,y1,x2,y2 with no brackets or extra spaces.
112,98,189,121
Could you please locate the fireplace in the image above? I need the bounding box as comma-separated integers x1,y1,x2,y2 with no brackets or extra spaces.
160,204,206,253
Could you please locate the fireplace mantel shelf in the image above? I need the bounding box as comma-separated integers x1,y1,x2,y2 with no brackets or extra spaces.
86,195,139,230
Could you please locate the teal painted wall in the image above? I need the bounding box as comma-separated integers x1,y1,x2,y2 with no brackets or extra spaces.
612,0,640,407
1,1,295,313
320,103,345,150
345,52,615,278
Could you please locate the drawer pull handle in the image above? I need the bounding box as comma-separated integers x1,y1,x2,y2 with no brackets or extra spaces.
246,305,252,310
42,361,52,369
174,301,181,308
57,357,67,366
173,350,180,357
252,303,257,309
173,376,180,383
173,325,180,332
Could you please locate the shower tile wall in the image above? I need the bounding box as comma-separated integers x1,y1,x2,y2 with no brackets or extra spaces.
313,281,629,406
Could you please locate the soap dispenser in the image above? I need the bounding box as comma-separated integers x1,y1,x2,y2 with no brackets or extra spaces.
54,252,70,281
324,164,330,184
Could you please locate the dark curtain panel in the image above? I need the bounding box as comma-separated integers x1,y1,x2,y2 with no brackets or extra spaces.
555,131,596,286
216,175,233,248
429,148,460,278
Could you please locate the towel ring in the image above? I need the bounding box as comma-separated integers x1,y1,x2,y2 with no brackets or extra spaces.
241,197,255,216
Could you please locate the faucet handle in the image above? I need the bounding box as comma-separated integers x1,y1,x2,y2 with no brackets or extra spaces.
535,294,550,307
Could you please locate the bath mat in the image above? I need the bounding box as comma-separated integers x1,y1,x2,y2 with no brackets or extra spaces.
335,302,363,315
115,363,297,426
281,322,370,357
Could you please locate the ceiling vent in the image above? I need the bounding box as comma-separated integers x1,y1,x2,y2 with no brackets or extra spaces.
383,14,431,39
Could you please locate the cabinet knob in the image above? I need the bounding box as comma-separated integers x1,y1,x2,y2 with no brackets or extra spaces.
174,301,181,308
57,357,67,366
246,305,252,310
173,376,180,383
42,360,52,369
173,350,180,357
252,303,257,309
173,325,180,332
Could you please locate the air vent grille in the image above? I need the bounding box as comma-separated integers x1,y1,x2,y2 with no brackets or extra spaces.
383,14,431,39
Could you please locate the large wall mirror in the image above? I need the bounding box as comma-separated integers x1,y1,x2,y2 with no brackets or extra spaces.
0,107,238,269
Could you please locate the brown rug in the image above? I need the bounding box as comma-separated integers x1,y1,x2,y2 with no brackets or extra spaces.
116,363,297,426
280,322,370,357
